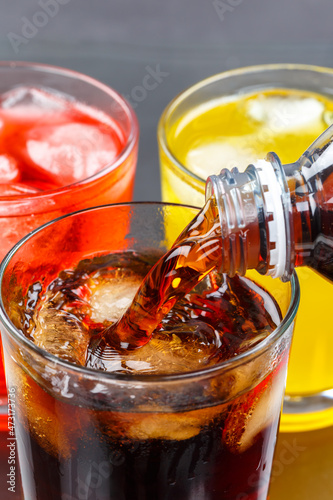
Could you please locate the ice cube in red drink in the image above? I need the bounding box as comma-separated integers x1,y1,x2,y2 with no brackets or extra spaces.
0,87,127,188
0,155,20,183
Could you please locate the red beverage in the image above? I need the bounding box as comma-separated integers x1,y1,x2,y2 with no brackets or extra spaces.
0,203,299,500
0,62,139,430
0,87,127,191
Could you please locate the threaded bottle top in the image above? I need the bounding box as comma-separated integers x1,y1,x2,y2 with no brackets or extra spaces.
205,155,292,280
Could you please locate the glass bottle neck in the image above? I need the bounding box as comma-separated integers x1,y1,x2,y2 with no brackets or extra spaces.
206,155,294,281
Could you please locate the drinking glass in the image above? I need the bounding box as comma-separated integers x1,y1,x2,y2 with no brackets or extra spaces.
0,61,139,427
0,203,299,500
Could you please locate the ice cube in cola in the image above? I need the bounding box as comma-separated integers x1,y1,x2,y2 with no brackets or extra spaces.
7,248,289,500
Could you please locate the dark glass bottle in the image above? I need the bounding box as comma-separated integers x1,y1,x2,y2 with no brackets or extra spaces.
206,125,333,282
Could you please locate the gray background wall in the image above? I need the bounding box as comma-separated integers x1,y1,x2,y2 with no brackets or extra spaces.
0,3,333,496
0,0,332,201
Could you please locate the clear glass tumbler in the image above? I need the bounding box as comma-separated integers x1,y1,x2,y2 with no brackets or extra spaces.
0,61,139,427
0,203,299,500
158,64,333,431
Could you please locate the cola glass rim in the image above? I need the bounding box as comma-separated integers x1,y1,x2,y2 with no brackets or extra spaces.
0,202,300,385
158,62,333,187
0,60,139,203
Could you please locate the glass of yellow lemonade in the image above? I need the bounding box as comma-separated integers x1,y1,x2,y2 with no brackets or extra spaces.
158,64,333,499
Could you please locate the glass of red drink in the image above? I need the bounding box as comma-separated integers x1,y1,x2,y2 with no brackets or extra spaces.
0,203,299,500
0,61,139,426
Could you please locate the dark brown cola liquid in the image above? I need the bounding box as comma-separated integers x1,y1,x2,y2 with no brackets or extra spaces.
16,400,279,500
14,251,284,500
284,143,333,282
97,198,223,351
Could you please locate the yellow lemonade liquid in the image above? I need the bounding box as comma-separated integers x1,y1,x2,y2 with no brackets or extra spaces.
160,88,333,433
